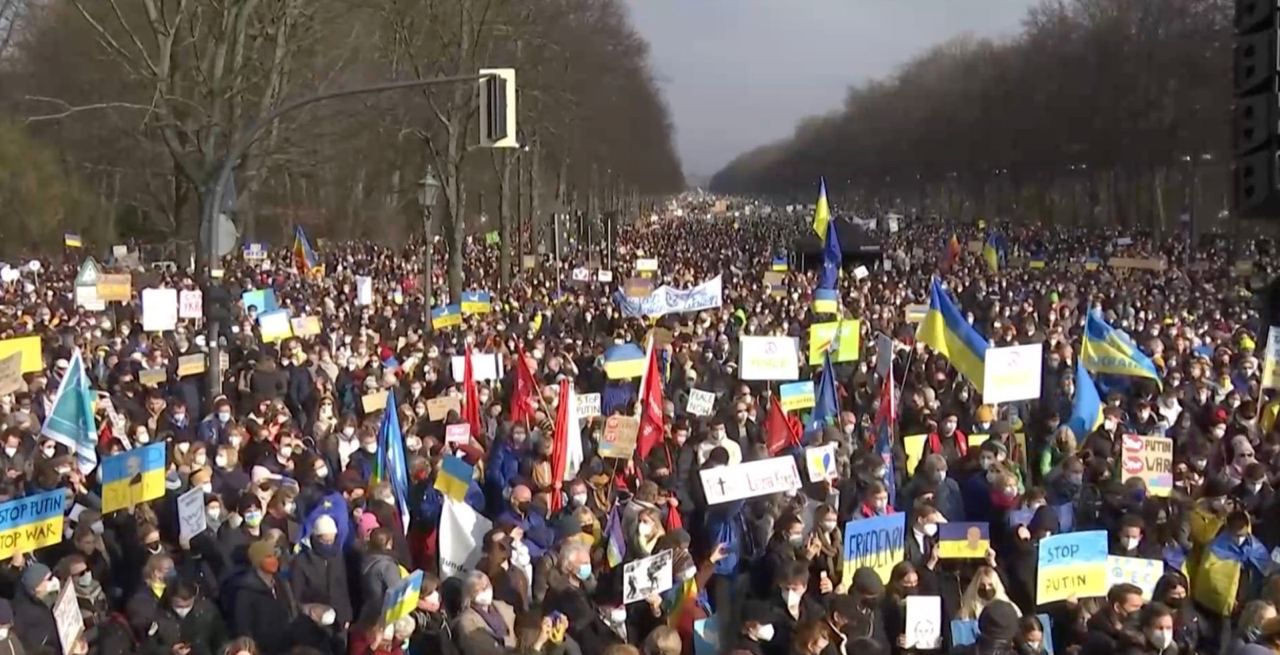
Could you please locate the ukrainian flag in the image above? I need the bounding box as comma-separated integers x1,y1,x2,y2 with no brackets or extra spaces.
101,443,167,514
812,177,831,239
430,304,462,329
434,454,473,502
771,256,789,272
604,343,646,380
1081,311,1161,385
917,278,988,390
812,288,839,315
381,569,424,625
1194,530,1270,617
64,233,82,248
1066,359,1103,442
937,522,991,559
460,291,492,315
292,226,323,277
982,236,1000,273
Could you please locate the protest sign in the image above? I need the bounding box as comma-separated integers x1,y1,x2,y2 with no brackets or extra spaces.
779,380,816,411
599,416,640,459
808,320,860,365
1037,530,1108,603
178,289,203,319
1108,257,1167,271
739,336,799,380
1120,434,1173,497
805,444,837,482
615,275,722,318
241,288,279,313
624,277,654,298
904,304,928,323
597,270,614,283
700,456,801,505
382,570,424,625
983,344,1044,404
0,352,21,396
1264,327,1280,389
622,550,674,604
138,368,167,387
686,389,716,416
101,444,166,514
0,335,41,373
356,276,374,305
440,498,492,579
571,268,591,283
1106,556,1162,599
177,354,206,378
96,274,132,302
257,310,293,343
635,257,659,272
427,396,462,421
451,353,502,381
853,265,870,280
904,595,943,650
842,513,906,583
141,288,178,332
445,423,471,445
291,316,322,337
0,490,64,559
575,393,601,419
53,583,84,655
178,486,207,542
937,523,990,559
362,391,389,414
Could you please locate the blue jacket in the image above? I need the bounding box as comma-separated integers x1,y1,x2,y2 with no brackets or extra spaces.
418,480,486,526
496,501,555,560
484,440,521,513
703,499,747,576
961,473,995,524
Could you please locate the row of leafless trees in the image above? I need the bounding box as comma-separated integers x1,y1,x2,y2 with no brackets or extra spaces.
710,0,1233,234
0,0,684,295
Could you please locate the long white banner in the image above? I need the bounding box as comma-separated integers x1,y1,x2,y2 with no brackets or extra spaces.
699,456,802,505
615,275,722,318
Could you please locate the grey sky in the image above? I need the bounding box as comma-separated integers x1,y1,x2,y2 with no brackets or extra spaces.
623,0,1040,178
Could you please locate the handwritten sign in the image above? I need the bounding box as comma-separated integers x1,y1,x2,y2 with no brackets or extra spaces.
599,416,640,459
177,486,207,543
983,344,1044,404
361,391,389,414
575,393,601,419
686,389,715,417
779,380,816,411
427,396,461,421
290,316,322,337
0,352,21,396
842,513,906,584
808,320,861,365
700,456,801,505
739,336,799,380
445,423,471,445
1037,530,1108,604
905,595,942,650
1106,556,1162,599
1121,434,1172,497
178,289,203,320
139,369,167,387
53,583,84,655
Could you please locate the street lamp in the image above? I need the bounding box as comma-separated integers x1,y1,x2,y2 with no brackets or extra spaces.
419,169,442,333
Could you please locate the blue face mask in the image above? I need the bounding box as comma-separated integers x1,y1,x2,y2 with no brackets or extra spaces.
576,563,593,581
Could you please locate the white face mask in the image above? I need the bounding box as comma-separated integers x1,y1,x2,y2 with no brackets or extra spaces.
572,493,588,507
173,606,192,618
683,566,698,581
922,522,939,537
638,522,654,537
473,588,493,607
135,432,150,444
363,443,377,453
1124,537,1140,551
278,446,294,459
784,589,803,607
320,608,336,626
316,466,329,479
0,627,9,640
1149,629,1173,649
193,454,207,467
215,455,228,468
200,483,213,494
342,427,356,438
3,447,16,458
229,436,243,448
753,624,775,642
609,607,628,624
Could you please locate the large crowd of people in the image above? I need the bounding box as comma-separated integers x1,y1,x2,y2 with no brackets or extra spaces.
0,197,1276,655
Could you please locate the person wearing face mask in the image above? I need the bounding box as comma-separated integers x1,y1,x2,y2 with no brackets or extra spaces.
152,581,227,655
696,418,742,466
228,539,297,654
496,485,555,560
12,563,61,652
455,571,518,653
1194,512,1271,621
1151,572,1206,655
219,496,265,566
1013,615,1049,655
899,454,964,522
321,418,361,473
0,429,29,480
210,445,249,501
1083,583,1147,654
905,501,943,569
483,427,525,516
56,554,108,642
198,398,237,444
0,600,21,655
359,528,404,612
760,562,825,655
289,515,353,632
408,574,460,655
1110,514,1162,559
125,552,177,642
755,515,815,599
262,491,300,545
1129,603,1179,655
732,600,778,655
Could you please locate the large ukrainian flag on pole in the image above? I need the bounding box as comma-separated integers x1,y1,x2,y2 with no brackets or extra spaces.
1066,358,1103,441
41,349,99,475
812,177,831,239
917,278,988,390
373,391,410,533
1081,311,1161,386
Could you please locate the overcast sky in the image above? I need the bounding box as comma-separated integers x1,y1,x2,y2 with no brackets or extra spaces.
623,0,1040,179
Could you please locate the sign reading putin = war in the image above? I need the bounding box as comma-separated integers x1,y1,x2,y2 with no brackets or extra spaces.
0,489,65,559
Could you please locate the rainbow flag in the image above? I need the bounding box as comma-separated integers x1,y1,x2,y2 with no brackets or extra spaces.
292,226,323,277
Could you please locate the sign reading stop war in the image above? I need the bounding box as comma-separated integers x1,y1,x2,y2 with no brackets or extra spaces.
1037,530,1108,604
0,489,65,559
1121,435,1172,497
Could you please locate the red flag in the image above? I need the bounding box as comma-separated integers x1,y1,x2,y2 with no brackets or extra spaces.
765,396,802,456
637,343,665,461
549,379,570,513
664,503,683,532
510,347,539,425
463,345,483,442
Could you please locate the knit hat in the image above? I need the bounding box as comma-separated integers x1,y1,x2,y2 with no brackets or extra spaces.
20,563,50,593
978,600,1020,641
312,515,338,537
975,405,995,423
247,540,276,568
358,511,381,540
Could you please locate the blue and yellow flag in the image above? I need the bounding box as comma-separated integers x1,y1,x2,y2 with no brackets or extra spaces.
770,256,789,272
1066,358,1103,442
41,349,99,474
603,343,646,380
1194,531,1270,617
982,234,1002,273
812,289,839,315
64,233,82,248
917,278,988,390
381,569,424,625
460,291,492,315
374,391,410,533
100,443,166,514
434,454,473,503
818,217,842,289
812,177,831,239
1081,311,1161,385
292,226,323,277
937,522,990,559
430,304,462,329
605,506,626,569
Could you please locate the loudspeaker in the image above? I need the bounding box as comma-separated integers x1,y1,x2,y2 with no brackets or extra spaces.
1235,0,1280,218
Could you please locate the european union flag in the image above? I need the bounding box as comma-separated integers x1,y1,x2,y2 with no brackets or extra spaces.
374,391,410,533
807,351,838,439
818,217,842,290
299,491,353,550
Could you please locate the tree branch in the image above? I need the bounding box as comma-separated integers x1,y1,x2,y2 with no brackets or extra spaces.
23,96,157,124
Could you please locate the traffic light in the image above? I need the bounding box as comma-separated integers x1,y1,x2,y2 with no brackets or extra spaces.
479,68,517,148
1234,0,1280,217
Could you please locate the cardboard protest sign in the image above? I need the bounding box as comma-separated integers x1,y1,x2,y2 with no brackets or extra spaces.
1120,435,1172,497
599,416,640,459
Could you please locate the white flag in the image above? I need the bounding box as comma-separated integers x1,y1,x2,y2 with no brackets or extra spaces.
439,498,491,579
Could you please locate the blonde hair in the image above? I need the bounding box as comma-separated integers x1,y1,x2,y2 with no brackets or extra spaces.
642,626,682,655
957,566,1021,620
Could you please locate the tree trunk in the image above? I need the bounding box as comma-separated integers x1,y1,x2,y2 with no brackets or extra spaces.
498,150,513,289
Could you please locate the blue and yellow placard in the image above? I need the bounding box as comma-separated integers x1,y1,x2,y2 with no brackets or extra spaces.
431,304,462,329
937,522,990,559
434,455,473,503
779,381,816,412
64,233,83,248
241,288,279,313
101,443,167,514
812,288,839,314
0,489,65,558
808,319,860,365
382,569,424,625
843,513,905,584
770,256,789,272
1036,530,1108,604
460,291,492,315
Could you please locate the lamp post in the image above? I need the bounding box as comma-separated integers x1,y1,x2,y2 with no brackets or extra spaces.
419,169,442,333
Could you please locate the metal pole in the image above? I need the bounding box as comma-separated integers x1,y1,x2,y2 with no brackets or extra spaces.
423,203,435,334
201,74,487,398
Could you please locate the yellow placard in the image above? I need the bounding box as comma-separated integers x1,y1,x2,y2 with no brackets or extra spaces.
290,316,322,337
808,320,861,365
1108,257,1167,272
427,396,462,421
362,391,390,414
0,490,64,559
0,336,42,373
176,354,206,378
903,433,927,474
139,369,167,387
96,274,133,302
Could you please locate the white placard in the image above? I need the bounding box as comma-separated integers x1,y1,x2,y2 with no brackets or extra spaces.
596,270,614,283
75,286,104,311
451,353,502,381
177,485,207,542
440,497,493,579
0,266,17,283
904,595,943,650
699,456,802,505
445,423,471,445
1115,236,1134,246
739,336,800,381
576,392,601,419
356,276,373,306
686,389,715,417
53,583,84,655
982,343,1044,404
805,444,838,482
622,549,674,604
853,265,869,280
1263,327,1280,390
635,257,659,272
141,288,179,332
571,267,591,282
178,289,203,320
875,333,894,378
1105,556,1162,599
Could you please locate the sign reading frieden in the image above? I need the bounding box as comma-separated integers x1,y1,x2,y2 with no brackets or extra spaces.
842,512,906,584
614,275,722,318
0,489,65,559
699,456,801,505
